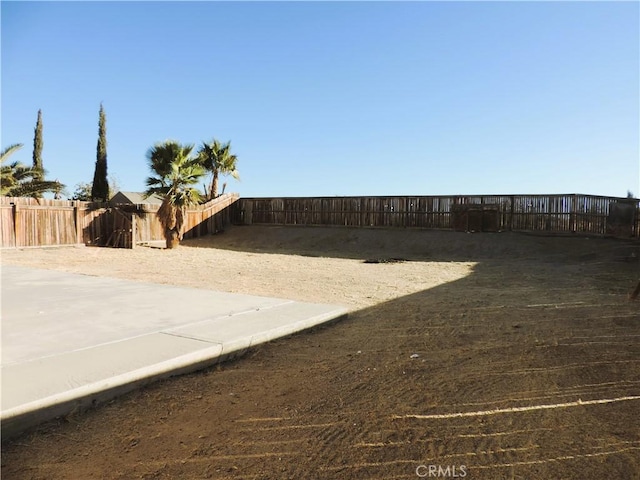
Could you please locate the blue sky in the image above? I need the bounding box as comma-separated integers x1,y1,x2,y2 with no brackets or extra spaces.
2,1,639,198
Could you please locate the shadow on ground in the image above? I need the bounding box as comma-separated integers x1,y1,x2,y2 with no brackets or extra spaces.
185,225,640,264
3,226,640,480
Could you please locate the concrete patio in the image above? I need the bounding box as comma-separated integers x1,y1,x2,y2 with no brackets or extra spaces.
1,265,347,439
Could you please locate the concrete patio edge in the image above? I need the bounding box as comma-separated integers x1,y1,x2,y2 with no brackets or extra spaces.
1,265,348,441
1,307,347,440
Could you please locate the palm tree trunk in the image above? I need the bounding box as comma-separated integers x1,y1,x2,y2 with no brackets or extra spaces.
210,172,219,199
165,228,180,249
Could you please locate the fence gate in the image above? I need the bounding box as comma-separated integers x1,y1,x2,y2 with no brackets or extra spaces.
85,207,134,248
452,204,501,232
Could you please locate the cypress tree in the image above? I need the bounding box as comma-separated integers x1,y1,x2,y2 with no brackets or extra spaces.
91,103,109,202
32,109,44,184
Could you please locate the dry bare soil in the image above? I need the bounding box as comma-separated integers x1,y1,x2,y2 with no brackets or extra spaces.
2,226,640,480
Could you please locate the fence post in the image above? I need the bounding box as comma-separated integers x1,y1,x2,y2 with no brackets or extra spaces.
12,202,19,247
569,194,577,233
131,212,136,249
509,196,514,231
74,201,81,244
636,200,640,239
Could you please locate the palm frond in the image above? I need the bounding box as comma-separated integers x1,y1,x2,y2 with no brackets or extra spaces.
1,144,64,198
1,144,24,163
144,176,169,197
147,140,207,246
196,138,239,199
7,180,65,198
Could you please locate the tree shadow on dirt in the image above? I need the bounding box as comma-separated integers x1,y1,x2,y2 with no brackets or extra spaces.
184,224,639,264
2,226,639,480
288,246,640,479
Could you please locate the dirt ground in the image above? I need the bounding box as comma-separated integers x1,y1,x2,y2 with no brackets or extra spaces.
2,226,640,480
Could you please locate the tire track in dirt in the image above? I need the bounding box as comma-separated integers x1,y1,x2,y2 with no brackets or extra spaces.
2,228,639,480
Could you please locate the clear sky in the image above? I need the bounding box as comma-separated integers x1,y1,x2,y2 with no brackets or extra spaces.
2,1,639,199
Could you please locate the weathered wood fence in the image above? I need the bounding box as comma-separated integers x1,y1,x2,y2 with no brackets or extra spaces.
0,194,239,249
128,193,239,246
232,194,640,238
3,193,637,248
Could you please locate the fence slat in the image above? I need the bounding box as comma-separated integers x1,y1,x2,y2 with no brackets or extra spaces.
231,194,640,239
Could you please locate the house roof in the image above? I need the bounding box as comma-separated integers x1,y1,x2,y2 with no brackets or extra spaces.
110,191,164,205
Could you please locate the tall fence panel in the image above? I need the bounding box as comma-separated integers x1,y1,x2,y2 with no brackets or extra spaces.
232,194,640,239
130,193,240,244
1,197,109,248
0,201,16,247
1,194,239,248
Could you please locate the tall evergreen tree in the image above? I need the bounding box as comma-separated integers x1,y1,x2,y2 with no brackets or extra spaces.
91,103,109,201
32,109,44,188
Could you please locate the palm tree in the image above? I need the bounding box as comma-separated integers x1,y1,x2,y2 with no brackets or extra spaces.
196,139,239,200
1,143,64,197
144,141,205,249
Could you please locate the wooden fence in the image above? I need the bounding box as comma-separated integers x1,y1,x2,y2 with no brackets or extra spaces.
232,194,640,238
128,193,239,246
2,193,637,248
0,198,102,248
0,194,239,249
